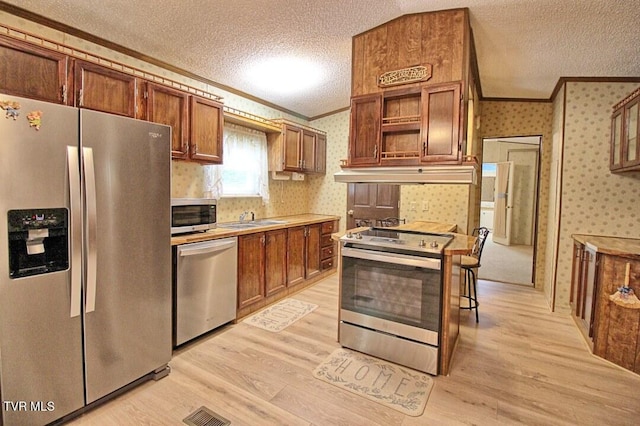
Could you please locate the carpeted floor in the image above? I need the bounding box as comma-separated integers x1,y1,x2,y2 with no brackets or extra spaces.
478,238,534,285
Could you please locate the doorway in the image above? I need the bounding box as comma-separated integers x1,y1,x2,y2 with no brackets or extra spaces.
479,137,541,286
346,184,400,229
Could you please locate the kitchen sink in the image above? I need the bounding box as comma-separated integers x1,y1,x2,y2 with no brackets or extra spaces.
219,219,288,230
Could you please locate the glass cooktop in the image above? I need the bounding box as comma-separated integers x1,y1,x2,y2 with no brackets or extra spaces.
341,227,454,255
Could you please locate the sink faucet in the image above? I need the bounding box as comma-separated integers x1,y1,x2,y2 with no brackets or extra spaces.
239,211,255,222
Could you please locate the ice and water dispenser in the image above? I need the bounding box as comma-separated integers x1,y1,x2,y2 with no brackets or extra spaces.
8,208,69,278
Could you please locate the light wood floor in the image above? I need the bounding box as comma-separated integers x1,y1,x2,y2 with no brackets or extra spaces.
68,274,640,425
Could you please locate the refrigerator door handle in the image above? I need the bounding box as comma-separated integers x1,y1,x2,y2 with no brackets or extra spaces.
67,146,82,318
83,147,98,313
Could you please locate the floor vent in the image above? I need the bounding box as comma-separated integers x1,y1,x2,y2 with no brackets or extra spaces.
183,406,231,426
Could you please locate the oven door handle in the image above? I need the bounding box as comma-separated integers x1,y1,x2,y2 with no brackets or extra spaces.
342,247,441,269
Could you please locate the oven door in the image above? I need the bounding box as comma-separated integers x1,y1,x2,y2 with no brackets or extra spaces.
340,246,442,343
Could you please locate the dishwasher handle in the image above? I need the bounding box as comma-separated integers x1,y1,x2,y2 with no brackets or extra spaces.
178,238,237,257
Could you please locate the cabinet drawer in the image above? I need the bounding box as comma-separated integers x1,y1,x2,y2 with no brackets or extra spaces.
321,258,335,270
321,221,336,234
321,234,333,247
321,245,334,260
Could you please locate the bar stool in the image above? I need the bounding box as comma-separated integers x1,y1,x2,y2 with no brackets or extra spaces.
460,227,489,323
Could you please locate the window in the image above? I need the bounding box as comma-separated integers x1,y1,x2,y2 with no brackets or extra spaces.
203,124,269,203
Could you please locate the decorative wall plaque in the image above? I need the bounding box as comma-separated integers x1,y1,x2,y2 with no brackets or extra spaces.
378,64,432,87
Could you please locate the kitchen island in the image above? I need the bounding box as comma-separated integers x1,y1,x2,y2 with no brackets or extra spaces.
335,221,475,376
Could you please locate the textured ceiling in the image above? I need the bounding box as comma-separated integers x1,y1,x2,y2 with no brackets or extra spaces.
2,0,640,118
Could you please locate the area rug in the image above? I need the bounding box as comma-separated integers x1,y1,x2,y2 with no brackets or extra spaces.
243,298,318,332
312,348,433,416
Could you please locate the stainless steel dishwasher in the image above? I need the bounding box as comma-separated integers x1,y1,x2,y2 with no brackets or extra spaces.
174,237,237,346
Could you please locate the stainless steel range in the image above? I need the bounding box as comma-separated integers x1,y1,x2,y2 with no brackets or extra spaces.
339,227,453,375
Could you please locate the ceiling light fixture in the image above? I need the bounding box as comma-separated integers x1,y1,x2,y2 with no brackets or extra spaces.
245,56,325,95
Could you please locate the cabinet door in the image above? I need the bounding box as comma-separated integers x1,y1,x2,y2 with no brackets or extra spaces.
584,247,598,337
287,226,306,287
265,229,287,297
283,125,302,171
421,82,461,163
623,97,640,168
301,130,317,172
74,60,136,117
237,233,266,309
305,224,322,280
146,82,189,159
610,109,624,170
190,96,223,164
570,242,585,316
349,94,381,166
315,133,327,174
0,36,68,104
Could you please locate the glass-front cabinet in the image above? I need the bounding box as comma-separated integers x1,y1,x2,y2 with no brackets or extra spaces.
611,87,640,172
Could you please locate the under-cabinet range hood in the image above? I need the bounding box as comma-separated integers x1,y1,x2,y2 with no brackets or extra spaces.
334,165,477,185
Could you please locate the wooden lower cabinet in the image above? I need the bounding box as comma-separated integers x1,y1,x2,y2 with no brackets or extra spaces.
237,233,266,309
287,224,321,287
592,254,640,374
237,220,338,318
265,229,287,297
320,221,337,270
238,230,287,309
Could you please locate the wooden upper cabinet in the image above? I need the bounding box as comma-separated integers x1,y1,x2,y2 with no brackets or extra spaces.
74,60,136,117
421,82,462,163
315,133,327,174
349,94,382,166
283,125,303,171
301,130,317,172
611,88,640,172
146,82,189,159
611,109,624,170
0,36,68,104
190,96,223,163
268,122,326,174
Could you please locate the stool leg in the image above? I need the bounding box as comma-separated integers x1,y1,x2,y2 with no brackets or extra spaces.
470,268,479,323
466,269,473,310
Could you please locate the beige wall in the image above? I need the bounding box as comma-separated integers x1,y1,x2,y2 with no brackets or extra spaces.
309,111,350,231
553,82,640,311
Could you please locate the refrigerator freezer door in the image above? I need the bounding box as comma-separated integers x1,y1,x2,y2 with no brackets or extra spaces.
80,109,172,404
0,95,85,424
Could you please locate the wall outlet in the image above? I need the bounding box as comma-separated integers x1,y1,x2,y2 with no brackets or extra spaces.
422,201,429,211
410,202,417,211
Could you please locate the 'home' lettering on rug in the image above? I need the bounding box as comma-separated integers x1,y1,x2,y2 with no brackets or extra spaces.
334,359,411,396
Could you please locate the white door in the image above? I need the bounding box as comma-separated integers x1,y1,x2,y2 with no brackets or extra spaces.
493,161,514,245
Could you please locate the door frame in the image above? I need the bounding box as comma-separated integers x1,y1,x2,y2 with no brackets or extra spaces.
481,135,542,287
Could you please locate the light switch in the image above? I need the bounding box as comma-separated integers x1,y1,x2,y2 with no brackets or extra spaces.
422,201,429,211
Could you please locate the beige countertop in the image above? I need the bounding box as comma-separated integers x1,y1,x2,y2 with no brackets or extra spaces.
572,234,640,259
172,214,341,246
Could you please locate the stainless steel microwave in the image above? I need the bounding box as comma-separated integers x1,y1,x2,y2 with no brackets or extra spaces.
171,198,217,235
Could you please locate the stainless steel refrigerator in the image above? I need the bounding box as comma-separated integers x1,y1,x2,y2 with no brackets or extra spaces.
0,94,172,425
